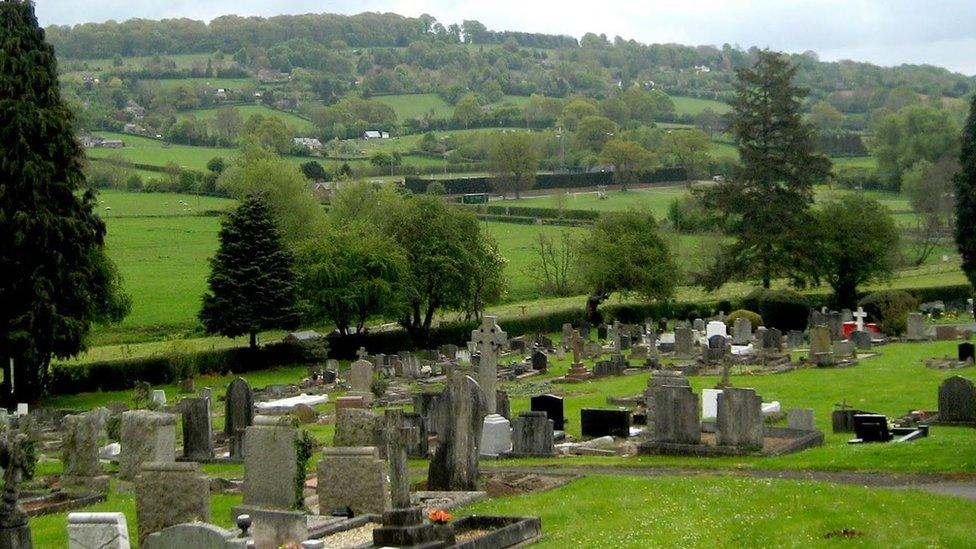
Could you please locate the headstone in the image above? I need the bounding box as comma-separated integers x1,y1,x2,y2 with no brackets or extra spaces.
692,318,705,333
135,462,209,543
68,512,131,549
716,388,764,449
787,409,815,431
471,316,507,414
763,328,783,353
511,412,555,457
732,317,752,345
959,342,975,363
317,447,389,516
142,523,245,549
561,323,574,349
243,416,298,509
119,411,177,481
906,313,928,341
645,370,690,429
565,330,593,381
179,397,213,461
852,414,892,442
833,340,855,359
150,390,167,407
753,327,767,352
851,330,873,350
530,395,565,431
938,376,976,424
648,385,700,444
706,320,727,340
701,388,722,419
496,391,511,420
674,326,694,359
335,396,366,409
224,378,253,460
935,325,959,341
439,344,458,360
787,330,805,349
706,334,728,364
403,412,429,458
480,414,512,457
333,409,383,448
427,375,485,491
347,359,374,403
853,307,868,331
61,408,110,492
530,350,548,372
808,326,832,361
826,312,844,340
580,409,629,438
411,392,440,435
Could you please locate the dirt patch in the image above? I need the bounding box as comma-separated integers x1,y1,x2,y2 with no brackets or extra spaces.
482,471,576,498
824,528,863,539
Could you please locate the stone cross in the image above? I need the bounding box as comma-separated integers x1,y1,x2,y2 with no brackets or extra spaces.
384,408,418,509
471,316,507,415
357,347,369,361
570,330,583,364
853,307,868,332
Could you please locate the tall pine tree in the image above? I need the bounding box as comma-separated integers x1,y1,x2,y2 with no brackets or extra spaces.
200,194,300,348
0,1,129,404
955,94,976,289
696,50,831,289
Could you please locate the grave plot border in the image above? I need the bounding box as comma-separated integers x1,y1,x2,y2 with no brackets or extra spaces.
637,426,824,457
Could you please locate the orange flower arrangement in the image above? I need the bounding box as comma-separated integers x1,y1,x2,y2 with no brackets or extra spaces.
428,509,452,525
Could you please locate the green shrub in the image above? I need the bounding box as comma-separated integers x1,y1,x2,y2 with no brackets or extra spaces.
427,181,447,195
726,309,763,328
740,288,810,332
666,195,724,233
858,290,919,336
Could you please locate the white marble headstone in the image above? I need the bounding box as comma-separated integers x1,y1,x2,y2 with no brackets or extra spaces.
706,321,727,339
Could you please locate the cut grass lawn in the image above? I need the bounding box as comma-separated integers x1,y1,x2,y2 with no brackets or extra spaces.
459,474,976,548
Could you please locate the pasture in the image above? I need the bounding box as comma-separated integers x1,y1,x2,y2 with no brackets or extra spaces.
178,104,316,132
671,95,732,117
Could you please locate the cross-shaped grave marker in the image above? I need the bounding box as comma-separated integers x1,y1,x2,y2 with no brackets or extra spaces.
470,316,507,414
356,347,369,361
853,307,868,332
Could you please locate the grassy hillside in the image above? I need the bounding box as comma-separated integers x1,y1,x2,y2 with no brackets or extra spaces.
86,132,239,171
672,95,731,117
178,104,316,132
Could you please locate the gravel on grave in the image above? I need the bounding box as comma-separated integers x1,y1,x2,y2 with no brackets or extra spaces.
318,522,378,547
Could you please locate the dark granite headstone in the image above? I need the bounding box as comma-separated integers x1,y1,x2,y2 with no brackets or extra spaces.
181,397,213,460
224,377,253,460
580,409,629,438
938,375,976,424
530,394,564,431
852,414,892,442
958,343,975,363
531,350,548,371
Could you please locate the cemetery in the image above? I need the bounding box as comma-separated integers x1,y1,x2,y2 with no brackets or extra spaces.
0,307,969,547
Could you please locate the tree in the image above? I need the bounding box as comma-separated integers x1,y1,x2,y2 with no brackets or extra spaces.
299,160,328,181
577,211,676,322
696,50,831,289
599,139,652,191
212,106,242,146
384,197,504,341
527,230,578,297
955,95,976,289
872,106,959,189
296,225,407,336
812,196,900,308
694,107,724,137
489,132,538,198
573,115,617,151
242,114,292,154
200,195,301,349
662,129,712,185
902,157,958,265
558,98,599,131
453,93,481,129
808,101,844,130
0,2,129,403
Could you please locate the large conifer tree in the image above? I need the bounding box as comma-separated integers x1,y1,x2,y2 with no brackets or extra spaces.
0,1,129,404
697,50,831,289
956,95,976,289
199,194,301,348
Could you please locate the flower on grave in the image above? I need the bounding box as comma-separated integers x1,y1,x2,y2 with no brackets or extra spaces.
428,509,452,524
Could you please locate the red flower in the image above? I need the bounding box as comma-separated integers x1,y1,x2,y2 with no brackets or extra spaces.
428,509,452,524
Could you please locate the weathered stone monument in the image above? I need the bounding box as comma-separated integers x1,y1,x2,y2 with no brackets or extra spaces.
530,394,565,431
732,317,752,345
180,397,213,460
119,411,176,481
347,356,374,404
317,446,389,516
808,325,833,366
674,326,695,359
427,375,485,491
716,388,764,449
67,512,130,549
511,412,555,457
224,377,253,460
0,431,34,549
142,523,245,549
648,384,700,444
938,376,976,424
906,313,928,341
242,416,298,509
61,407,110,492
135,462,209,543
565,330,593,381
472,316,512,456
787,409,815,431
333,408,383,448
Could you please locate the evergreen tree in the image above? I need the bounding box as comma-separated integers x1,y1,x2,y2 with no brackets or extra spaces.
200,195,301,348
0,1,129,404
955,95,976,289
696,50,831,289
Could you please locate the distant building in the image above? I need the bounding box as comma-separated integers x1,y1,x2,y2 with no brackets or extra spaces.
122,123,144,134
294,137,323,151
694,65,711,73
79,134,124,148
214,88,228,100
256,69,289,82
123,100,146,118
362,130,390,140
101,139,124,149
308,181,334,202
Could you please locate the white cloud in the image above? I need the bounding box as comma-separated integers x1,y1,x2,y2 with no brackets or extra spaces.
34,0,976,75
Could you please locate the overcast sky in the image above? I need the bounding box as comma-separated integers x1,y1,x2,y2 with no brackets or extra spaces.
35,0,976,76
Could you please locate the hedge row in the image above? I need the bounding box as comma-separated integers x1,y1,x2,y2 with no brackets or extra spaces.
405,167,687,195
457,203,600,221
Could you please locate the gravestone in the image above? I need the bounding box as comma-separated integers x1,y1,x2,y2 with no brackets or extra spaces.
403,412,429,458
906,313,928,341
716,388,763,449
347,359,374,403
561,323,574,349
142,523,245,549
732,317,752,345
580,409,629,438
826,312,844,340
959,342,975,363
705,334,727,364
649,385,700,444
852,414,892,442
763,328,783,353
673,326,694,359
439,344,458,360
850,330,872,350
224,378,253,460
427,375,485,491
753,327,767,352
580,321,591,340
531,349,548,372
480,414,512,457
787,409,815,431
808,326,832,361
61,407,110,492
645,370,691,429
692,318,705,332
787,330,805,349
706,320,727,340
565,330,593,381
496,391,511,420
317,447,389,515
938,376,976,424
333,408,383,448
180,397,213,461
645,327,659,357
935,325,959,341
833,340,855,359
243,416,298,509
68,512,130,549
135,462,209,543
471,316,507,414
530,395,565,431
150,390,166,407
412,392,440,435
119,411,176,481
511,412,555,457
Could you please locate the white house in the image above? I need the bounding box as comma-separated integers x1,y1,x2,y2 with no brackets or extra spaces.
293,137,323,151
362,130,390,140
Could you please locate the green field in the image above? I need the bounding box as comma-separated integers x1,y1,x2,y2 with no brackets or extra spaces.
178,104,316,132
139,77,254,91
671,95,732,117
374,93,531,121
499,185,688,218
86,132,240,172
